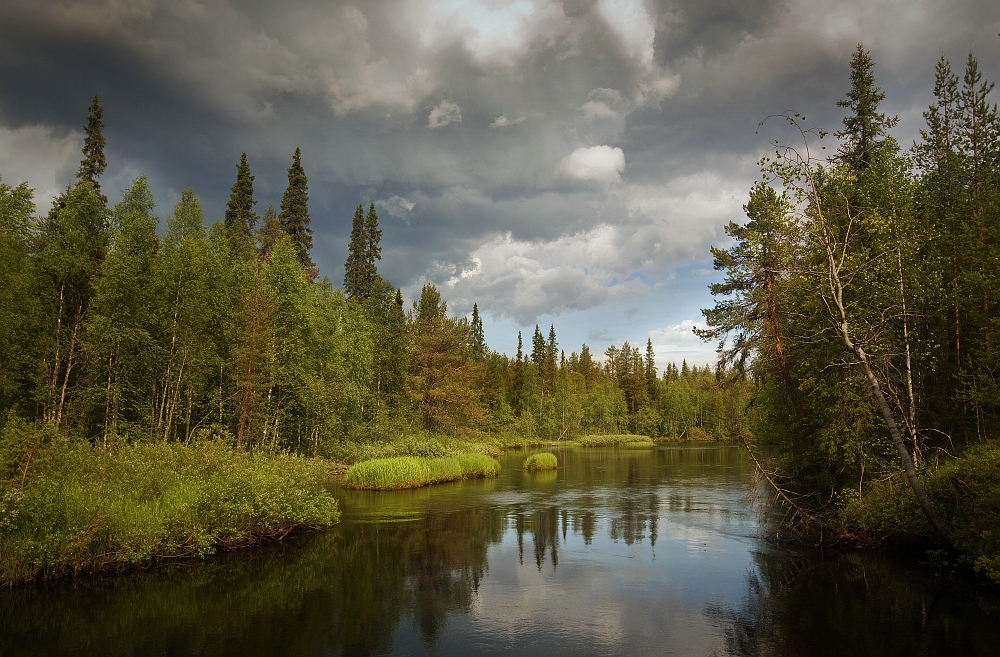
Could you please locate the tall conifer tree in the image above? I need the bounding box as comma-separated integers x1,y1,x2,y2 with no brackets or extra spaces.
224,153,258,240
344,204,367,298
279,147,313,268
364,202,383,292
835,44,898,172
77,95,107,200
471,303,486,359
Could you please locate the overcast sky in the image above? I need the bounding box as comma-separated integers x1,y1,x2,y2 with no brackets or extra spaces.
1,0,998,365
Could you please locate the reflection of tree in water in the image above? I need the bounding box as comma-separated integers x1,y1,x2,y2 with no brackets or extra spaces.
706,548,1000,657
0,507,507,657
513,506,561,570
608,492,659,548
403,508,507,643
510,493,662,571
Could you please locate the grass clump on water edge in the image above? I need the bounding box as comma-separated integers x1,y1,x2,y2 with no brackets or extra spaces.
0,418,340,585
343,453,500,490
523,452,558,471
577,434,654,447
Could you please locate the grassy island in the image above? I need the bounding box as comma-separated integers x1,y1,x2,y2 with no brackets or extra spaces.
577,434,653,447
343,453,500,490
523,452,558,471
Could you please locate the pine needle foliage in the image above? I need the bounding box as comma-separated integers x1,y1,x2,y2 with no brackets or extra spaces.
224,153,258,240
278,147,313,268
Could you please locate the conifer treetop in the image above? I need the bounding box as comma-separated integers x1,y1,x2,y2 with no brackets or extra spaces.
279,147,313,268
835,44,899,172
225,153,258,240
77,95,107,198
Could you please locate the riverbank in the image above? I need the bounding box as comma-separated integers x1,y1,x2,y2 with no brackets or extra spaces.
841,440,1000,584
0,420,340,586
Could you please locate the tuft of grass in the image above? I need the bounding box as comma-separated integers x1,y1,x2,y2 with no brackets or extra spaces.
343,452,500,490
0,420,339,585
577,434,653,447
523,452,558,471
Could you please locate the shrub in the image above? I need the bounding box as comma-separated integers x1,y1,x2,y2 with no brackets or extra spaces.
0,423,340,584
524,452,558,471
845,441,1000,584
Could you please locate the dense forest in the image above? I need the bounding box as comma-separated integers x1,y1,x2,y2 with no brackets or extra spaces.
0,96,745,454
700,46,1000,579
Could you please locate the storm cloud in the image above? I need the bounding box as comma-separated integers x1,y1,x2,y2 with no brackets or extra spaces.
1,0,998,362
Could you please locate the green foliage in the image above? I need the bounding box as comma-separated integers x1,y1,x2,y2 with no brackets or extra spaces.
0,178,37,413
845,441,1000,583
835,44,899,172
278,147,313,268
224,153,258,240
523,452,557,471
76,95,107,198
0,419,339,584
343,203,383,300
343,453,500,490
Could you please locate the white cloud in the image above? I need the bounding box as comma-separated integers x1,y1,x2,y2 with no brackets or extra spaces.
582,101,618,121
489,115,526,128
376,194,416,222
558,145,625,183
0,124,81,208
428,100,463,128
437,224,650,324
635,74,681,106
648,320,719,367
596,0,655,70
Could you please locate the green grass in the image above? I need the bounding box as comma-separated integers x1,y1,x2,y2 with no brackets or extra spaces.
343,452,501,490
523,452,558,471
0,422,339,585
577,434,654,447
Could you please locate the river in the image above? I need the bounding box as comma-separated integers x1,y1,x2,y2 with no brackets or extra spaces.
2,444,999,656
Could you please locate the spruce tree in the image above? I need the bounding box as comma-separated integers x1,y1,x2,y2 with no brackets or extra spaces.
77,95,107,200
278,147,313,268
531,325,545,368
364,202,383,292
345,202,383,299
344,204,367,298
471,303,486,359
645,338,657,397
224,153,258,240
835,44,898,172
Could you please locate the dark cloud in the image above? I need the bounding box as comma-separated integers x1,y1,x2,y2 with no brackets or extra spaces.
1,0,999,358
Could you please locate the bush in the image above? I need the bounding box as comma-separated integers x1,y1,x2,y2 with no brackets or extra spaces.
577,434,653,447
524,452,558,471
845,441,1000,584
343,453,501,490
0,421,340,584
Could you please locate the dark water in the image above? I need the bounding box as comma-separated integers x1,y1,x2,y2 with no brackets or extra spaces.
2,444,999,656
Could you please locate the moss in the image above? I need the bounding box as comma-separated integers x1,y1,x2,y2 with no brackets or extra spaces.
523,452,558,471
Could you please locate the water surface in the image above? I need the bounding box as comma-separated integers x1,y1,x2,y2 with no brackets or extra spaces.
2,444,998,656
